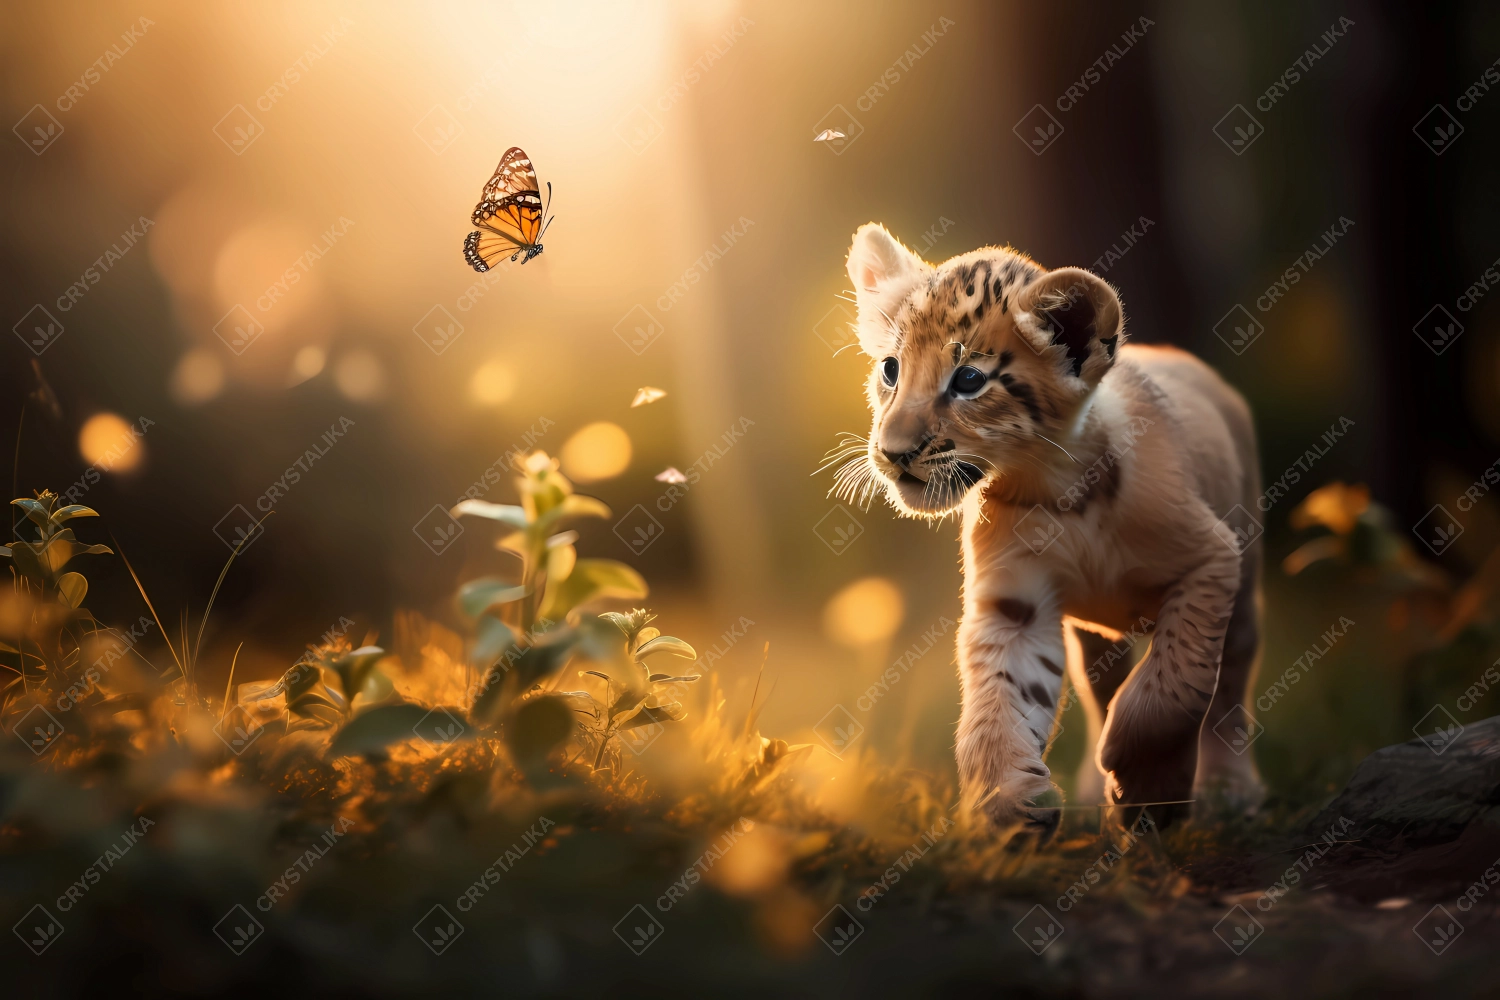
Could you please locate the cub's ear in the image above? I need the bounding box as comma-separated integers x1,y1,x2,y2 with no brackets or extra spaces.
846,223,928,356
1013,267,1124,386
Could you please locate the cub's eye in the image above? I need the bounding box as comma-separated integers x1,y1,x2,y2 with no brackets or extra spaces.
880,357,899,387
951,365,987,395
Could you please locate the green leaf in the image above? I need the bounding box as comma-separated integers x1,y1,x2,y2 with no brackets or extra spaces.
470,628,582,722
637,636,696,660
505,695,574,762
510,631,582,690
539,559,647,620
450,500,529,529
52,505,100,523
331,646,386,702
356,665,397,706
288,689,343,724
556,690,603,712
539,542,578,616
457,577,527,620
608,686,649,720
522,474,572,523
328,703,433,756
11,498,51,533
545,541,576,581
41,534,74,574
236,678,280,704
599,612,634,634
472,616,516,665
278,660,323,701
56,571,87,608
8,541,46,585
39,528,111,574
616,702,685,730
533,494,612,537
496,531,530,558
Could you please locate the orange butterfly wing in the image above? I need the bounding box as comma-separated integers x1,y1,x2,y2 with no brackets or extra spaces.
473,146,543,246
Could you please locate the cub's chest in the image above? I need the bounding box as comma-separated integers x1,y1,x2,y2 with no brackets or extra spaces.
966,494,1171,634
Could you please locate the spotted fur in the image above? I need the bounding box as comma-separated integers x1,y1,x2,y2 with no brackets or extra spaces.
832,224,1266,832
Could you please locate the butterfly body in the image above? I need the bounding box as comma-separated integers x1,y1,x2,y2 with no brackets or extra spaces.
463,146,554,271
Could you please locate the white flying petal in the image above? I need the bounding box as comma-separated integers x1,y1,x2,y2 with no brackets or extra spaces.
655,467,687,484
631,386,668,408
813,129,846,142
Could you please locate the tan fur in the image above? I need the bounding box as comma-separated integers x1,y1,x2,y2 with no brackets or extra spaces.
837,224,1265,830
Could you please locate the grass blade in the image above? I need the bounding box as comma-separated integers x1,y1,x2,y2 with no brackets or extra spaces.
222,641,244,724
111,534,184,681
194,510,273,673
741,642,774,742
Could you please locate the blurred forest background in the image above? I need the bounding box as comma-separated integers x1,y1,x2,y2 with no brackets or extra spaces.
4,0,1500,809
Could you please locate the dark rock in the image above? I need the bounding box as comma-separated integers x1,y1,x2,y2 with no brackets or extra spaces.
1309,715,1500,845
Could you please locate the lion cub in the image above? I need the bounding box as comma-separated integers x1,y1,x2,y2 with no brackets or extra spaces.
837,224,1265,829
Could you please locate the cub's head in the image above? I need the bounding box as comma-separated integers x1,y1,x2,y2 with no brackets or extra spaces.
834,223,1126,517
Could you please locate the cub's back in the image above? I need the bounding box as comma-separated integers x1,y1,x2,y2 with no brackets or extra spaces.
1114,343,1260,514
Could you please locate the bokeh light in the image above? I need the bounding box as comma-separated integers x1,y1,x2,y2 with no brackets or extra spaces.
169,348,225,406
706,821,789,897
149,182,230,301
78,413,145,472
560,421,631,482
333,349,386,402
290,345,327,385
823,577,905,649
470,359,517,406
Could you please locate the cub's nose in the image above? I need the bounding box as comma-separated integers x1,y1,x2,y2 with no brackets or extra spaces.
882,446,919,470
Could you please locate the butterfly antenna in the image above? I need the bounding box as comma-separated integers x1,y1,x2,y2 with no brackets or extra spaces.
540,182,556,238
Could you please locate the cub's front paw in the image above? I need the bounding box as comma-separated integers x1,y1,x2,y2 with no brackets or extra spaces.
1099,716,1199,827
973,778,1063,840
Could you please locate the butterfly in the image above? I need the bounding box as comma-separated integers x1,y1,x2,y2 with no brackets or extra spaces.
463,146,555,271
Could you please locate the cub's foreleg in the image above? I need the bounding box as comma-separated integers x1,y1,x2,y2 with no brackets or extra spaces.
1063,620,1135,805
956,588,1067,831
1098,543,1241,824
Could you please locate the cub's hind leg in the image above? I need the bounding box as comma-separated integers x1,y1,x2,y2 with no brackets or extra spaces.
1193,539,1266,814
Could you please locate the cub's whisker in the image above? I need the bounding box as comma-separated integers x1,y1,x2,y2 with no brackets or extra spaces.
1035,432,1081,465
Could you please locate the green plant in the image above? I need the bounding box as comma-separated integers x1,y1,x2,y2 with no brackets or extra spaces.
3,490,112,606
324,451,650,767
0,490,113,708
2,488,269,720
247,642,395,730
452,452,646,738
561,608,700,772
